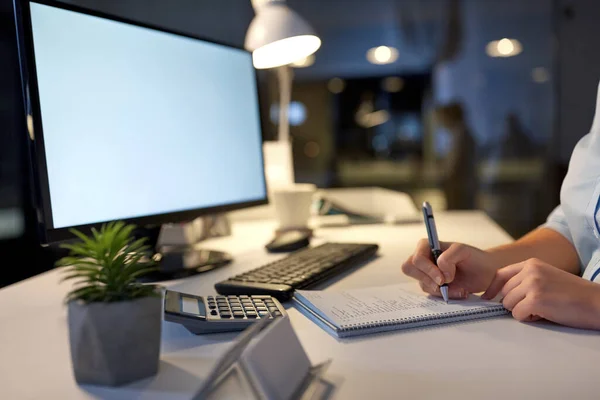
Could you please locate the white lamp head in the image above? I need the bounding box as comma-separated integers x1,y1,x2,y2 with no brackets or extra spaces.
245,0,321,69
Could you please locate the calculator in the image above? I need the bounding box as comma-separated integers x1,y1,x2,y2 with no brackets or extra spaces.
163,290,287,334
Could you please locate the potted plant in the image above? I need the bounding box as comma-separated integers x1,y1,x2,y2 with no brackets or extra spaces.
57,221,162,386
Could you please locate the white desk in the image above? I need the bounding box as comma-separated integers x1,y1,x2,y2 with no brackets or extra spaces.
2,211,599,399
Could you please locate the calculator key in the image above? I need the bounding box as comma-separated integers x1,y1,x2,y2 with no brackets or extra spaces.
210,310,218,316
207,296,215,301
233,311,245,318
208,304,216,309
228,295,238,299
239,295,250,299
273,311,282,317
256,306,268,312
216,296,226,300
258,311,269,317
268,307,278,313
246,312,257,318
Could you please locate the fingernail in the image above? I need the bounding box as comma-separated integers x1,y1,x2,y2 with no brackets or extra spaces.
436,276,444,285
443,272,452,280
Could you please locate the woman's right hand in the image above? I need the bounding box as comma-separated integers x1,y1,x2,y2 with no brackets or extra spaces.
401,239,500,299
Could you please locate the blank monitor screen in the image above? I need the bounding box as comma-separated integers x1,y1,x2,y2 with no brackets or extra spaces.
27,2,266,231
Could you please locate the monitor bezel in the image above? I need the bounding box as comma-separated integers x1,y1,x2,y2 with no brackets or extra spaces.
13,0,269,244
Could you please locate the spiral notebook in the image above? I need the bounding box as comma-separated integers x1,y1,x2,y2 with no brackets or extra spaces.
294,284,508,338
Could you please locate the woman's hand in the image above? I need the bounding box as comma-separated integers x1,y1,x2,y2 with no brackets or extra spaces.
482,258,600,330
401,239,499,299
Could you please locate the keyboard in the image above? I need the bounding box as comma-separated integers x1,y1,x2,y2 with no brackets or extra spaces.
214,242,379,301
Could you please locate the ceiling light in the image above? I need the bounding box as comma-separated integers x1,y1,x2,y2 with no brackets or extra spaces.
486,38,522,58
366,46,399,65
328,78,345,94
291,53,315,68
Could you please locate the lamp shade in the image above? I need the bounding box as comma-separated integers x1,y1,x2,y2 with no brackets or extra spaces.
245,2,321,69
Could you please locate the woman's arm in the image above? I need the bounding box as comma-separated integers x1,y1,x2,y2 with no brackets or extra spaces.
486,227,580,275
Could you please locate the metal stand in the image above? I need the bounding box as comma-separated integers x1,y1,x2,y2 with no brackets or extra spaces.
136,214,233,282
196,318,335,400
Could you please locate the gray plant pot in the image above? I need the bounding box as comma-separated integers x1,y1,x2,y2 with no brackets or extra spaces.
68,295,162,386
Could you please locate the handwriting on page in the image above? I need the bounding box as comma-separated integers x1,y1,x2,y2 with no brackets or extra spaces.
329,291,440,321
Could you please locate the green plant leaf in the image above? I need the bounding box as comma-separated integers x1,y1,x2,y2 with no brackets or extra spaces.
58,221,158,304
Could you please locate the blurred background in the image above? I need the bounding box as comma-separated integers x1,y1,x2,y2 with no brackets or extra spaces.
1,0,599,286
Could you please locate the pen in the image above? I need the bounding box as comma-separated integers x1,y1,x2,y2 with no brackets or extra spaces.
421,202,449,303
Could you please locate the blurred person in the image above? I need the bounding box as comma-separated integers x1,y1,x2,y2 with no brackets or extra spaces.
499,112,536,159
433,102,477,210
401,83,600,330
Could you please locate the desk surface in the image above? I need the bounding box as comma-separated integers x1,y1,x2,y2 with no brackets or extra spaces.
2,211,599,400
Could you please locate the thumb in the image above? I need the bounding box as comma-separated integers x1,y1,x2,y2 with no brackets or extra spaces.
481,262,525,300
436,243,471,283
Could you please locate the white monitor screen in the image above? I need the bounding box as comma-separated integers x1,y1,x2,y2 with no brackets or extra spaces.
29,2,266,229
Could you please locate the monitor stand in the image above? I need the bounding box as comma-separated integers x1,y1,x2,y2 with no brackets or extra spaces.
134,222,233,282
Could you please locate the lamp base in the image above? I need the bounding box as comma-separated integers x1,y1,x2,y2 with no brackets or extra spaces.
263,140,295,191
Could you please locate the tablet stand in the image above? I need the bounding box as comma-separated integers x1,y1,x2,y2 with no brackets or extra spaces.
195,317,334,400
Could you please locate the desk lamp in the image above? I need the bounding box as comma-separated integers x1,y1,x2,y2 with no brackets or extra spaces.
245,0,321,189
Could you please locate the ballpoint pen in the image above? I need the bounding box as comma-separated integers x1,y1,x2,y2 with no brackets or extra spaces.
422,201,449,303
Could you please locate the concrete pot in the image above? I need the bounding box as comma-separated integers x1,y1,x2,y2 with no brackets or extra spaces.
67,295,162,386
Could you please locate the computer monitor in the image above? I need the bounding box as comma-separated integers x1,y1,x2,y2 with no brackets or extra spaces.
14,1,268,277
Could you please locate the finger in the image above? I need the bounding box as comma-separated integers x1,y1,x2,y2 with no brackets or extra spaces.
412,253,445,286
404,263,438,291
501,281,527,311
419,280,440,296
419,281,467,299
511,297,541,322
500,268,528,298
436,243,471,283
481,262,526,300
446,283,469,299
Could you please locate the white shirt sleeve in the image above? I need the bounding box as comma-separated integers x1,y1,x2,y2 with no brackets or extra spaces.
542,205,574,244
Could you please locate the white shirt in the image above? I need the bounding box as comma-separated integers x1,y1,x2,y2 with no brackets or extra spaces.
544,82,600,282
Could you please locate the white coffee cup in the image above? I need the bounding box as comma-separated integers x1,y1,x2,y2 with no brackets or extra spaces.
271,184,316,230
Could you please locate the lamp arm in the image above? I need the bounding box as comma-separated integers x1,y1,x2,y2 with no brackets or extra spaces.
277,65,293,142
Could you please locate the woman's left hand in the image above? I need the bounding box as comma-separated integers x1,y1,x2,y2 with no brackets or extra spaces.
482,258,600,330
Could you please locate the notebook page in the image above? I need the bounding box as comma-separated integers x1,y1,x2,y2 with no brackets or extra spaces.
295,284,504,329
